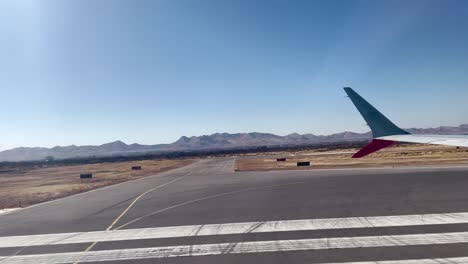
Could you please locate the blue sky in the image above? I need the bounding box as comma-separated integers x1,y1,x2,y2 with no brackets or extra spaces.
0,0,468,149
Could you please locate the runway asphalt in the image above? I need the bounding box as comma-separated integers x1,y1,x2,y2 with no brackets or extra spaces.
2,158,468,263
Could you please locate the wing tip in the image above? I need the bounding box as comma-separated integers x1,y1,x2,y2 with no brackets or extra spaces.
343,87,352,93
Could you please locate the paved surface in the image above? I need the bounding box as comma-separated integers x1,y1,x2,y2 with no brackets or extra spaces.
2,158,468,263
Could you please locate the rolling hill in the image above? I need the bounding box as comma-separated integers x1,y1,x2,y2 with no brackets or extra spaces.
1,124,467,162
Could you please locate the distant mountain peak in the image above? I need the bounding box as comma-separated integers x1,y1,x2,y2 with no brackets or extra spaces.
103,140,127,146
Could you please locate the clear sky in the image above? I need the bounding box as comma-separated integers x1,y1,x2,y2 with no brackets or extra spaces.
1,0,468,149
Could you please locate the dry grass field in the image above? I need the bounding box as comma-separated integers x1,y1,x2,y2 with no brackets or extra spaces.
235,144,468,171
0,159,194,209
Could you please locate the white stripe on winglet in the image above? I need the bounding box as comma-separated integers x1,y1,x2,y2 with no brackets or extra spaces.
3,232,468,263
3,211,468,248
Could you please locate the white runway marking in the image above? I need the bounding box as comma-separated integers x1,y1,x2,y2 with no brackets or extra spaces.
0,209,20,216
2,211,468,248
320,258,468,264
3,231,468,263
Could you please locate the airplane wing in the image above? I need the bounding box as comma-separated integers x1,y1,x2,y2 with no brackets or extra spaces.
344,87,468,158
378,134,468,147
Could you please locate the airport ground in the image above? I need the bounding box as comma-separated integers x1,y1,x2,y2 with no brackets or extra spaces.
1,145,468,263
0,158,195,209
1,144,468,210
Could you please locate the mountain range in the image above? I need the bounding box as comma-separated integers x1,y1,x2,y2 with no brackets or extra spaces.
1,124,468,162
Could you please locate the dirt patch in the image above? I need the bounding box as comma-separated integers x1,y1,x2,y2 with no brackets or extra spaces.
234,144,468,171
0,159,195,209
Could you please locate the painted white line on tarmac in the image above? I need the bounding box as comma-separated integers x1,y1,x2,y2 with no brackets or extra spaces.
0,208,20,216
2,211,468,248
3,231,468,263
318,258,468,264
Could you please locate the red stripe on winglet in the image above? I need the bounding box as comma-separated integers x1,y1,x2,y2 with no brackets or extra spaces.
352,139,395,158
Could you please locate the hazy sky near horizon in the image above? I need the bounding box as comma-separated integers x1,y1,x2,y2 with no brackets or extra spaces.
1,0,468,150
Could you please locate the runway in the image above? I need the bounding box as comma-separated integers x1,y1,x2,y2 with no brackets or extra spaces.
1,158,468,263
